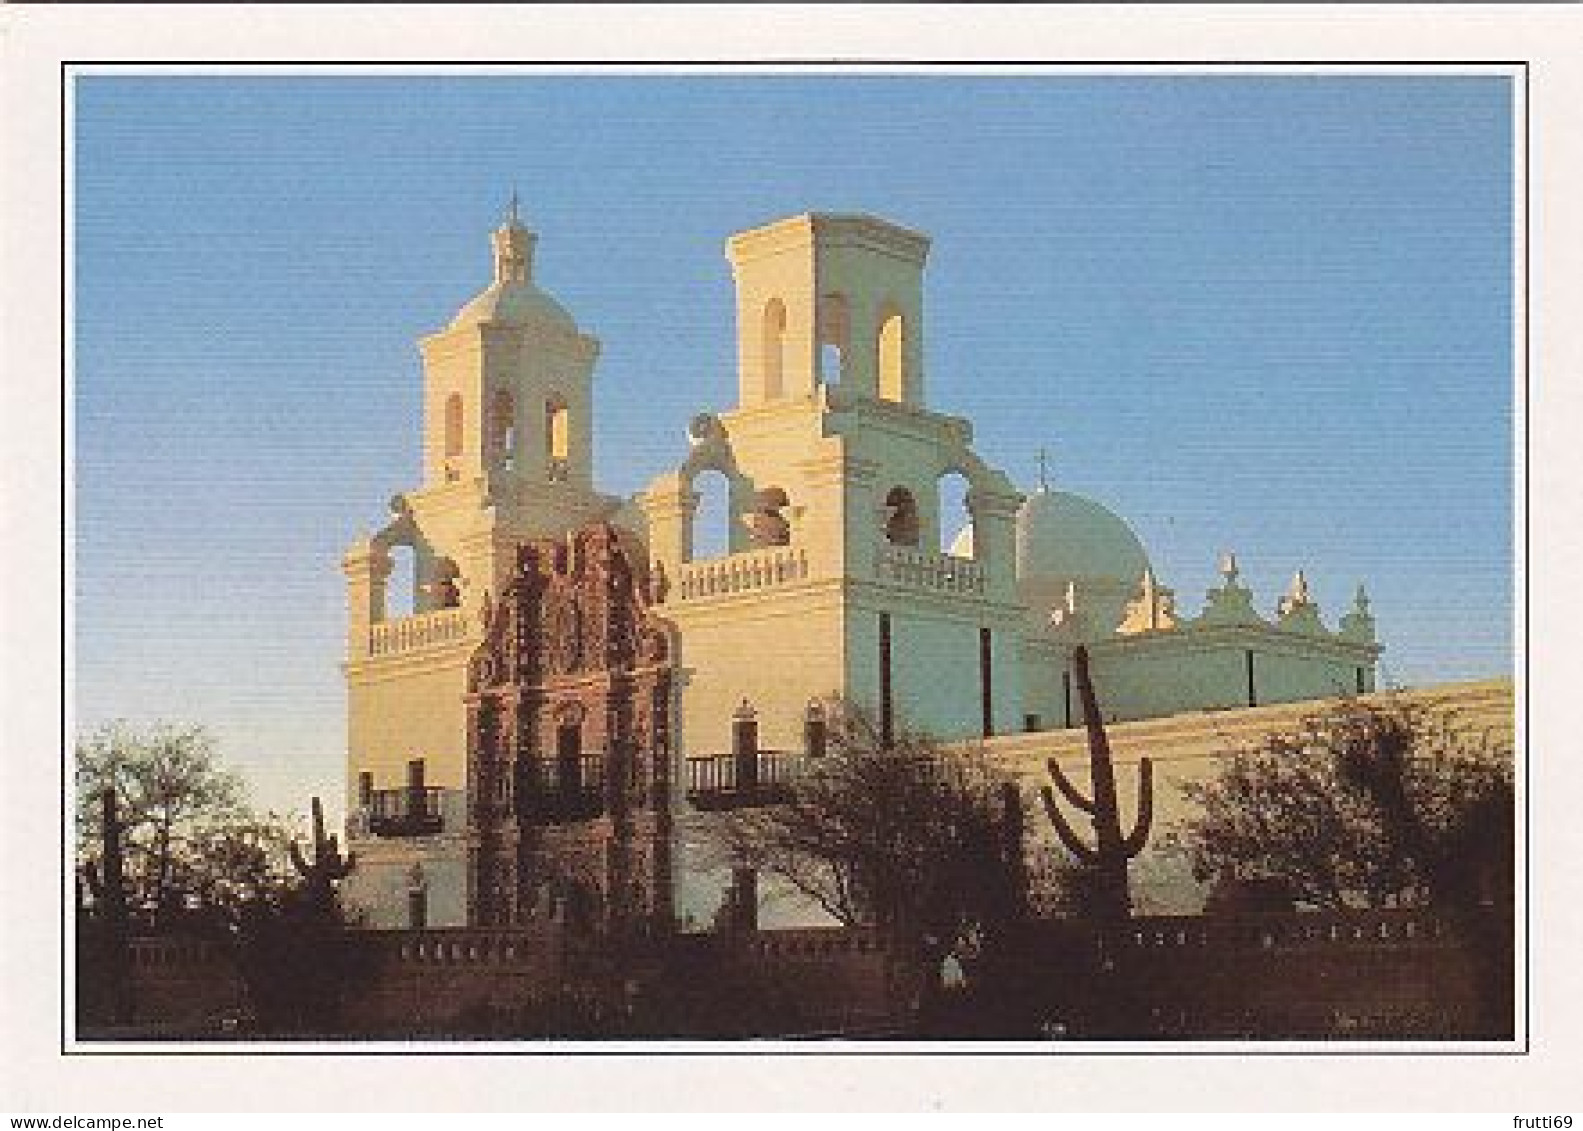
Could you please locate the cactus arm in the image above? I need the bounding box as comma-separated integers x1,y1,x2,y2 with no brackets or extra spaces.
310,797,328,847
1040,785,1099,865
1046,758,1096,814
289,839,311,878
1122,757,1156,858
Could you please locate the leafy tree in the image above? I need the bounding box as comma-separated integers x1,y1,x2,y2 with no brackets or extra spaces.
1166,697,1513,913
75,721,298,932
699,705,1031,1027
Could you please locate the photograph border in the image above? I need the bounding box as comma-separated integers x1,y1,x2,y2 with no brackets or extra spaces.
56,56,1531,1062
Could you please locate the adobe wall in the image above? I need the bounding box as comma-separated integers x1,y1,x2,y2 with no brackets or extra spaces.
81,908,1506,1040
978,678,1516,916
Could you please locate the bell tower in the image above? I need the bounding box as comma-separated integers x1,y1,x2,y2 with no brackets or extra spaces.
726,214,929,409
340,203,617,930
418,198,600,497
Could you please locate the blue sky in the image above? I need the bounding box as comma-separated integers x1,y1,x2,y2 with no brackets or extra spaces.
73,73,1514,815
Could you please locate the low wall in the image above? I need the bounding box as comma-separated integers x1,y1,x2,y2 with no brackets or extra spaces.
340,926,571,1034
726,925,908,1031
1031,909,1505,1039
79,908,1508,1040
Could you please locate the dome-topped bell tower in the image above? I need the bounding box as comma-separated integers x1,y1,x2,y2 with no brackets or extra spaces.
340,203,618,929
418,197,599,496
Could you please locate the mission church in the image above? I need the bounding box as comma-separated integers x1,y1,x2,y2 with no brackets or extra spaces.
339,205,1384,931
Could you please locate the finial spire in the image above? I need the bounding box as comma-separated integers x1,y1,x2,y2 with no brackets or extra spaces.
1219,551,1239,586
1036,446,1051,491
490,196,535,284
1340,581,1377,643
1289,569,1311,606
1276,568,1317,620
1118,565,1177,634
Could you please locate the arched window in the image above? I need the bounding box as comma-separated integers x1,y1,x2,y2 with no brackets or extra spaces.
762,298,787,401
878,308,906,403
545,396,570,480
690,469,732,561
443,393,464,460
938,471,973,556
490,390,516,468
884,486,920,547
816,293,850,386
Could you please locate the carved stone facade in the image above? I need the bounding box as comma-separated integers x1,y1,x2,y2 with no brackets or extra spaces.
464,522,675,934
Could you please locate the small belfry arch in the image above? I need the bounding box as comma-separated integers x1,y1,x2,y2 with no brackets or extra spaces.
883,486,922,548
761,297,788,401
443,393,464,460
938,468,974,556
385,542,419,619
816,292,850,386
545,394,570,478
489,389,517,468
690,468,733,561
878,304,907,403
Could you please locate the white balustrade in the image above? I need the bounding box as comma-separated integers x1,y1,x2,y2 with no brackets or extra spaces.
367,607,474,658
674,546,811,602
872,545,986,595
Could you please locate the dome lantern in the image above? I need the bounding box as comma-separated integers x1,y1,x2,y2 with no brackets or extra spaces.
447,199,578,332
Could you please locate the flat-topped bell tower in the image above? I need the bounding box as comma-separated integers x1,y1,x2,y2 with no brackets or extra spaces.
642,212,1025,773
727,213,929,409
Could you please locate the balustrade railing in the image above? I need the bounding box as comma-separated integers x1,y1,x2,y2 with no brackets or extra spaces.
512,755,608,823
674,546,811,602
367,607,473,658
872,545,985,595
685,749,803,810
366,786,446,837
1047,909,1458,953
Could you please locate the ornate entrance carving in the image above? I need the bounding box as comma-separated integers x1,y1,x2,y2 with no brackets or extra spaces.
464,523,675,934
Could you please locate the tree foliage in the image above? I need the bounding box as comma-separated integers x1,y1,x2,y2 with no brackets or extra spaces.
699,705,1029,980
75,720,298,931
1167,697,1513,912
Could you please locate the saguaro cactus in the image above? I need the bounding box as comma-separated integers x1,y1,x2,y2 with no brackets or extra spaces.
1040,645,1154,920
290,796,356,908
83,788,129,919
83,787,133,1023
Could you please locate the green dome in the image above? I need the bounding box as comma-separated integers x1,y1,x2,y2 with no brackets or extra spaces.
1014,485,1150,586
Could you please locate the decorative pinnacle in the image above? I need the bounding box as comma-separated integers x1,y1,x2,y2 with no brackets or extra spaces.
1288,569,1311,606
1036,446,1051,492
1219,551,1240,586
1353,583,1371,614
506,188,521,227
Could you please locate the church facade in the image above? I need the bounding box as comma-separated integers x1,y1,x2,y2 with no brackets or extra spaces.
339,207,1383,930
